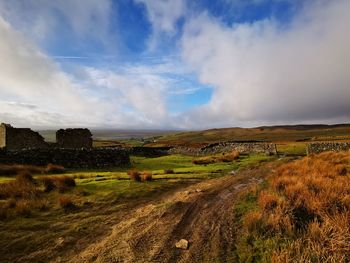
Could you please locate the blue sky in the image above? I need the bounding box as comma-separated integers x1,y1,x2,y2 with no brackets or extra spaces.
0,0,349,129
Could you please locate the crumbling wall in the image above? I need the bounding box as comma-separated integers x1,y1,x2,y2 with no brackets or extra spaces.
56,128,92,149
0,148,130,168
129,147,172,157
1,123,48,151
169,142,277,156
307,142,350,155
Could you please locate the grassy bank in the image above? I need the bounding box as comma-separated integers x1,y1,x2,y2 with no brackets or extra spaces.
233,151,350,262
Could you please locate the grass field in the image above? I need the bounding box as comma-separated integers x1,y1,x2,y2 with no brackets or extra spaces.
0,153,274,262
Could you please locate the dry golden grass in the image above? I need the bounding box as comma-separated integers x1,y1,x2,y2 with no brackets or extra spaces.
243,151,350,261
39,176,76,192
0,173,76,218
0,163,65,176
0,173,39,199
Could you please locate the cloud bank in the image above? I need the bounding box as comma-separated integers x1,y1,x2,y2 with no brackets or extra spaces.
0,0,349,129
180,0,350,127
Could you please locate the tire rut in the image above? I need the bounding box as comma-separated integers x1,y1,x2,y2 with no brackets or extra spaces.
68,166,270,263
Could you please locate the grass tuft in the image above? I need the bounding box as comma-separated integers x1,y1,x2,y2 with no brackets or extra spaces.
127,170,142,182
58,196,76,210
141,172,153,182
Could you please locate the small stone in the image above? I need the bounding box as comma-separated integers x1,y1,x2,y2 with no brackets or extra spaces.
175,239,189,250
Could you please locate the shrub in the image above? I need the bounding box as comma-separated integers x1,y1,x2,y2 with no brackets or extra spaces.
0,164,66,176
44,164,65,174
41,177,56,192
127,170,142,182
39,176,76,193
218,150,240,162
164,169,174,174
16,172,35,184
141,172,153,182
58,196,76,210
192,157,215,165
14,199,32,217
0,164,42,176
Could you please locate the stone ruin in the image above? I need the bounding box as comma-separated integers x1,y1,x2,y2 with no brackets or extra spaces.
0,123,92,150
0,123,130,168
0,123,48,151
56,128,92,149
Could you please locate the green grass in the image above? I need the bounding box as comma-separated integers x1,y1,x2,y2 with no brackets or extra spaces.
0,153,275,262
131,154,273,174
276,142,307,156
233,181,278,262
76,178,190,202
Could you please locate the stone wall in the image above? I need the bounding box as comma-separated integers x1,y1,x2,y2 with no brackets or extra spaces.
129,146,172,157
0,123,48,151
56,128,92,149
169,142,277,156
307,142,350,155
0,148,130,168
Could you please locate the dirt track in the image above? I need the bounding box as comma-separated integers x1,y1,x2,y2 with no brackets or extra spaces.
66,165,272,263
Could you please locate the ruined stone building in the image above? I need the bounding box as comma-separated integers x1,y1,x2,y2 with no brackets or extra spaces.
0,123,93,150
56,128,92,149
0,123,48,150
0,123,129,168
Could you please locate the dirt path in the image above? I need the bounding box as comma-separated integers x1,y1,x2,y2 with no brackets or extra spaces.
64,165,272,263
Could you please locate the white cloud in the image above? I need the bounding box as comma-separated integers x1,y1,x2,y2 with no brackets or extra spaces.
135,0,186,50
0,0,112,44
136,0,185,34
0,15,185,129
85,67,169,125
180,0,350,127
0,16,117,128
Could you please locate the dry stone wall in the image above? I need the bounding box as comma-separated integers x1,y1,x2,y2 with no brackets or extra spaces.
0,148,130,168
129,146,172,157
169,142,277,156
307,142,350,155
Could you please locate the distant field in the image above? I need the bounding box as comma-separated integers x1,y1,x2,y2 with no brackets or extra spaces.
145,124,350,147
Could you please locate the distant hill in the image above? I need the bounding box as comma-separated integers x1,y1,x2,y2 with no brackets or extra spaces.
146,124,350,147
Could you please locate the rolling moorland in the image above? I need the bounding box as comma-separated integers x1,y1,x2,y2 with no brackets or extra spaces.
0,124,349,262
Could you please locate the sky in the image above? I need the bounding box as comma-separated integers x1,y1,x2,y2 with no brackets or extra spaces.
0,0,349,129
